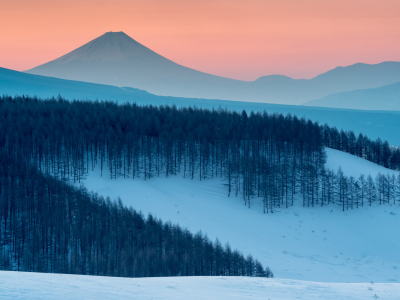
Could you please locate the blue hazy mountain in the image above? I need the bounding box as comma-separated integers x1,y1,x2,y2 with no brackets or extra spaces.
26,32,400,105
304,81,400,110
2,66,400,146
0,66,164,102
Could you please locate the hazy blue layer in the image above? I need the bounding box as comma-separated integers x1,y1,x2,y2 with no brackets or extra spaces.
304,81,400,111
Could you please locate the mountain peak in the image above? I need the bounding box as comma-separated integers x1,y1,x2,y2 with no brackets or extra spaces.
253,74,294,83
102,31,129,37
50,31,162,64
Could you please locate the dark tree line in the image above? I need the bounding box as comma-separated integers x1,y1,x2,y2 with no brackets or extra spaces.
0,95,326,213
0,149,273,277
0,95,399,214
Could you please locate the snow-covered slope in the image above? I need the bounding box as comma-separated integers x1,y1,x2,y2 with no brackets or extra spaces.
81,148,400,283
325,148,398,178
1,271,398,300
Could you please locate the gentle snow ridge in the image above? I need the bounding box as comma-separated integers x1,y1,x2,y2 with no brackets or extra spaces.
1,271,398,300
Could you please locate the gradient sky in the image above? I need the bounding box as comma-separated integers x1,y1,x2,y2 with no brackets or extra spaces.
1,0,400,80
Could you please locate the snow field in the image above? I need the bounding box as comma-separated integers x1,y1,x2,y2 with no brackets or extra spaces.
1,271,398,300
81,148,400,283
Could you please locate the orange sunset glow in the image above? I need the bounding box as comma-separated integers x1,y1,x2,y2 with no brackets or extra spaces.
1,0,400,80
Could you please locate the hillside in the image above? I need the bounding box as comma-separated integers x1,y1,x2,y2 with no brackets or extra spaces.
325,148,399,178
3,67,400,145
304,81,400,110
1,271,398,300
81,148,400,283
26,32,400,105
2,96,399,282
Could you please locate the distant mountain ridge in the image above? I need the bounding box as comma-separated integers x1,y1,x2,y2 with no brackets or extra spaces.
303,81,400,110
26,32,400,105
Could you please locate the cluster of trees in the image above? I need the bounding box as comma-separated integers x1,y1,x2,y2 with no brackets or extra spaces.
0,95,399,214
299,167,400,211
0,149,273,277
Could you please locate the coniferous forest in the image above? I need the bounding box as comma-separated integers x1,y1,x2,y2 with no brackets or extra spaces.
1,95,400,276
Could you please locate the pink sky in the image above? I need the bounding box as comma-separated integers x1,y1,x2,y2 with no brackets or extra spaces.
1,0,400,80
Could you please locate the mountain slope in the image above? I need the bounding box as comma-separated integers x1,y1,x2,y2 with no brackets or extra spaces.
26,32,246,102
26,32,400,104
2,272,398,300
304,81,400,110
3,66,400,145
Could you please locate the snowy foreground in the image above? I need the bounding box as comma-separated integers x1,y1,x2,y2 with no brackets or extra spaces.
2,271,398,300
81,148,400,283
